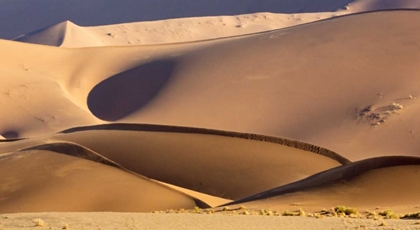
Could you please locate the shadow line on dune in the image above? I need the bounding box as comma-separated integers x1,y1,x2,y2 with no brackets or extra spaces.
20,142,211,208
60,123,351,165
223,156,420,206
87,59,176,121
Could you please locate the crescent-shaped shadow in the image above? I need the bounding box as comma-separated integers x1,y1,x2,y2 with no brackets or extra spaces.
87,59,176,121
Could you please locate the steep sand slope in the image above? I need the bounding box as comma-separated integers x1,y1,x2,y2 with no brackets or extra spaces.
226,156,420,213
14,21,100,47
2,11,420,161
2,0,420,40
0,149,206,213
0,125,344,200
84,10,420,160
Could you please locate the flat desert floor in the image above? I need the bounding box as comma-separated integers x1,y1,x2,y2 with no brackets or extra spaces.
1,1,420,229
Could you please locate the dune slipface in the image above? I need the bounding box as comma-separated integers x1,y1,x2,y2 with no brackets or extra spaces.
1,1,420,226
0,149,207,213
0,124,346,201
2,11,420,162
80,10,420,161
225,156,420,212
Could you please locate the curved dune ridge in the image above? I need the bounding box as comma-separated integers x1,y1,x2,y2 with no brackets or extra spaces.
81,10,420,161
60,123,350,164
2,11,420,161
225,156,420,212
2,2,420,221
13,13,342,48
0,124,346,201
2,0,420,39
0,149,208,213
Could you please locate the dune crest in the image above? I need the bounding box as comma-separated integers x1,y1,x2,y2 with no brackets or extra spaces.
0,150,209,213
1,1,420,225
226,156,420,212
2,0,420,40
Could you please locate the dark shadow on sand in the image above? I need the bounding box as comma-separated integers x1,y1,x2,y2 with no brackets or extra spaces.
87,59,176,121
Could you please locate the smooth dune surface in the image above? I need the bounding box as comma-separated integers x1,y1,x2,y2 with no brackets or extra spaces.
0,149,206,213
2,11,420,161
0,125,345,200
14,13,342,47
226,156,420,212
2,0,420,39
2,1,420,228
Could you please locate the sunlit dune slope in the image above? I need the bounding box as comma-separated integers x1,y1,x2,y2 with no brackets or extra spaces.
13,13,339,47
0,149,207,213
2,0,420,40
1,11,420,161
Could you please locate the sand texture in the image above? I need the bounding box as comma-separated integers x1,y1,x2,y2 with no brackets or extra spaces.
1,1,420,229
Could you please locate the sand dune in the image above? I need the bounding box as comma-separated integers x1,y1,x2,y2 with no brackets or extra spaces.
2,11,420,160
82,10,420,161
0,125,345,200
14,13,341,47
0,149,207,213
2,0,419,40
226,156,420,212
2,1,420,227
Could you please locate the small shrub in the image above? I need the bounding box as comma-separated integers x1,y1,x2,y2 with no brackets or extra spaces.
241,210,250,215
378,210,400,219
222,206,231,211
334,206,359,216
33,218,44,227
282,211,294,216
299,209,306,217
401,212,420,219
379,221,387,226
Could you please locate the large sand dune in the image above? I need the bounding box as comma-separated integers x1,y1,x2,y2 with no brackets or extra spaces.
0,124,345,201
2,1,420,228
14,13,341,47
2,0,419,40
2,11,420,161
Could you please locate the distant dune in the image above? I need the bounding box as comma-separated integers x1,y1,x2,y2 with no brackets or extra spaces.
14,13,340,47
3,0,420,40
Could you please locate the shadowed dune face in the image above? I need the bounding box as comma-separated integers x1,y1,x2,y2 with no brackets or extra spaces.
3,8,420,217
226,156,420,211
0,131,19,139
14,21,67,46
0,150,205,213
87,59,176,121
48,130,343,200
244,165,420,212
99,11,420,160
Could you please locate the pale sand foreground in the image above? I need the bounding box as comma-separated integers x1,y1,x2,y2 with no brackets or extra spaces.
1,213,420,230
